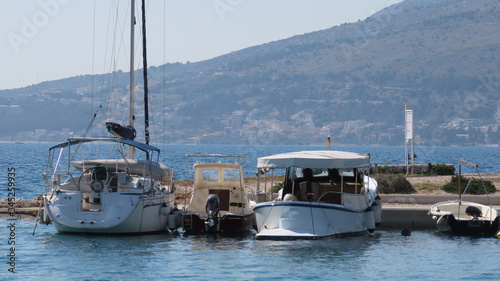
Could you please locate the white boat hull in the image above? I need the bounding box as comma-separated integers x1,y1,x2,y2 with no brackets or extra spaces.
44,191,174,234
429,200,500,236
254,201,374,239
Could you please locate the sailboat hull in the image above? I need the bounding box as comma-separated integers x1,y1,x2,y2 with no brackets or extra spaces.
44,191,173,234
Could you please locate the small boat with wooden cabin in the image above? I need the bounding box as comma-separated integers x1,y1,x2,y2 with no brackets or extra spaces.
181,154,256,234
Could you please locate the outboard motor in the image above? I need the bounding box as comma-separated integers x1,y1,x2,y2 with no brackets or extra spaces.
205,194,220,232
466,206,482,221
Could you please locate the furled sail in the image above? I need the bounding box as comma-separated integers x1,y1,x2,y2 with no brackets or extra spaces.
106,122,136,140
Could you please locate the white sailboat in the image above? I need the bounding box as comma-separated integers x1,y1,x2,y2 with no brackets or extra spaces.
253,150,380,239
42,0,177,234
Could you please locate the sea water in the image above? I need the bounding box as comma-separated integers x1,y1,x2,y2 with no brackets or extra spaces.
1,143,499,280
2,220,499,280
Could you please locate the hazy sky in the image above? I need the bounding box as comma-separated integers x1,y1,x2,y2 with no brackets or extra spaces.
1,0,402,90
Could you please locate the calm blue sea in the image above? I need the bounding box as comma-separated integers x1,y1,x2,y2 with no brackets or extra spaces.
2,220,500,280
1,143,499,280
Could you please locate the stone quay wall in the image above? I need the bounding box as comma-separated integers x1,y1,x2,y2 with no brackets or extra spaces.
369,163,454,175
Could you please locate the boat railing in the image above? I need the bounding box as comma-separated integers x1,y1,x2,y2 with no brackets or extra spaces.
457,160,495,223
42,173,50,193
186,154,245,165
245,185,270,203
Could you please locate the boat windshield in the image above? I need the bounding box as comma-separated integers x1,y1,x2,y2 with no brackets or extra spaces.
202,169,219,182
223,169,241,183
200,168,241,183
339,169,355,177
288,167,363,183
290,168,328,179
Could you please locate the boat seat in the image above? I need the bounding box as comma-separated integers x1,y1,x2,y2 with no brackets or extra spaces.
436,204,474,219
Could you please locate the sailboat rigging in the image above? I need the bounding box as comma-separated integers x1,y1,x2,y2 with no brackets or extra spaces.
41,0,178,235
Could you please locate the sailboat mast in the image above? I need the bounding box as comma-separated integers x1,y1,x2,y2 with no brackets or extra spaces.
129,0,135,128
141,0,150,145
126,0,136,159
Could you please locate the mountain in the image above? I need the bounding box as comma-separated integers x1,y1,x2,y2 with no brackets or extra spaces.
1,0,499,146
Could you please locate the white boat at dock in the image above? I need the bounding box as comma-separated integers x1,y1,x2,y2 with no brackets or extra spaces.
253,150,380,239
41,0,177,235
429,160,500,236
430,200,499,235
42,138,176,234
181,154,255,234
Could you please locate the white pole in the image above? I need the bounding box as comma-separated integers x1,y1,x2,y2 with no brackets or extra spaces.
405,102,408,174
